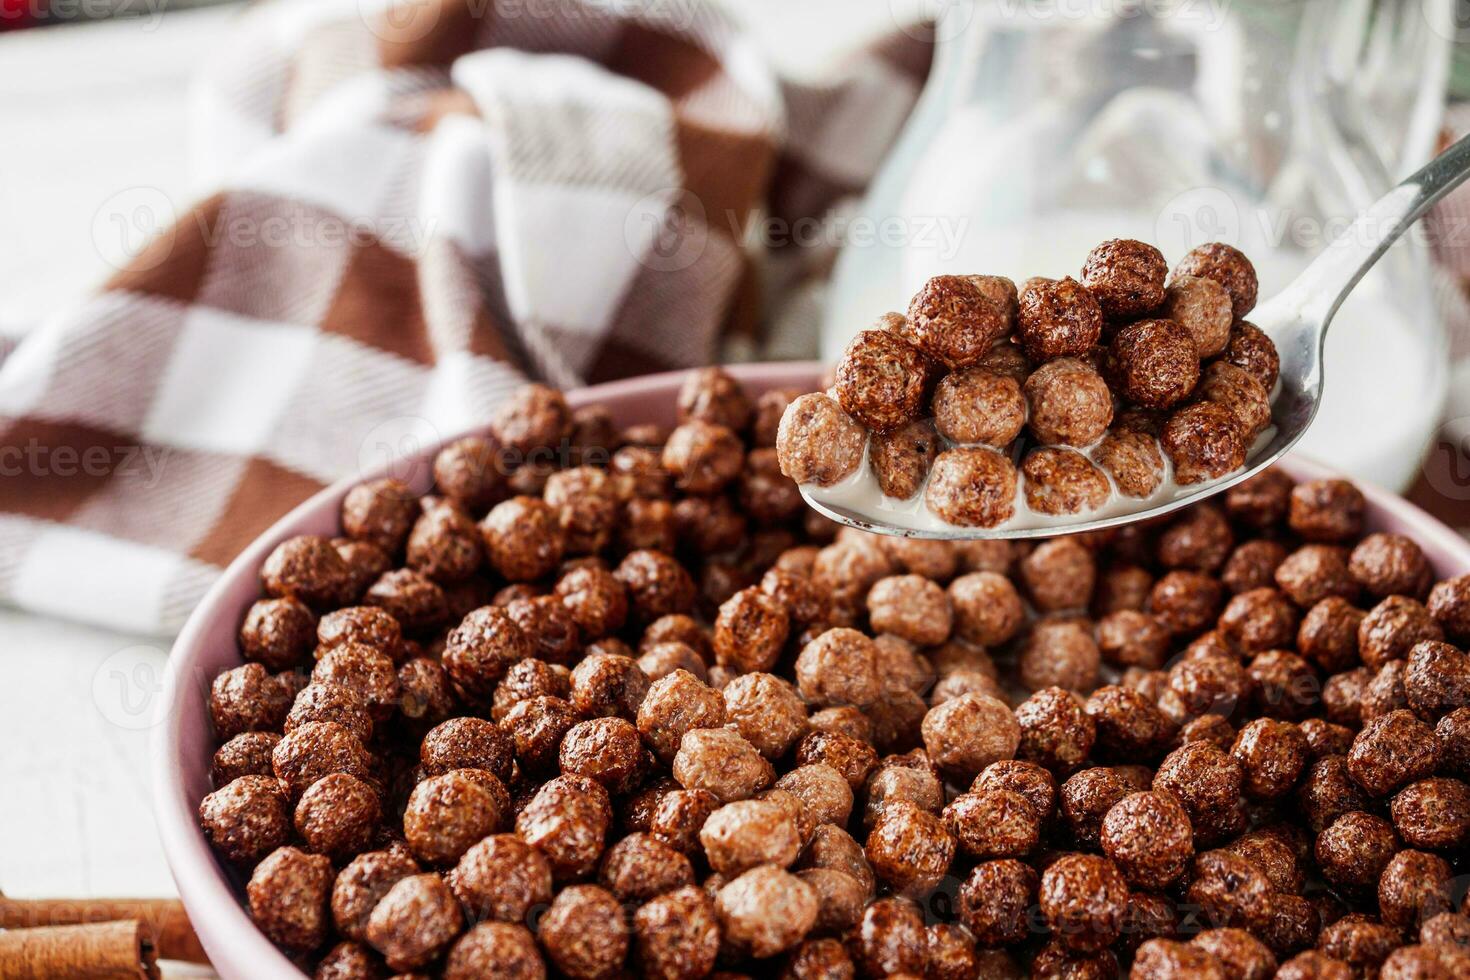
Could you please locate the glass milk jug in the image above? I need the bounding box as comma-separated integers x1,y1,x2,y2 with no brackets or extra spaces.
824,0,1454,491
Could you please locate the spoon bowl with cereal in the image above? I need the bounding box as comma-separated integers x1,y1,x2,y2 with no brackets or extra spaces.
783,134,1470,539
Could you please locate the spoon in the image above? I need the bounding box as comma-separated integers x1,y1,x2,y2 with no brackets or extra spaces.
802,133,1470,540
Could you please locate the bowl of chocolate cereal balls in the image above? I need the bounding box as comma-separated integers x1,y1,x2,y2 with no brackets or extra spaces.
157,361,1470,979
785,240,1281,530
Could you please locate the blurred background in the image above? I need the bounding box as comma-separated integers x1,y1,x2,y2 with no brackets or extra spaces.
3,2,1470,975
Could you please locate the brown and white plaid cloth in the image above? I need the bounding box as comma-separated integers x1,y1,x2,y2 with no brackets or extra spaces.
0,0,931,634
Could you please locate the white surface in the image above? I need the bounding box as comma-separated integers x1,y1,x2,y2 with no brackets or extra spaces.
0,0,888,966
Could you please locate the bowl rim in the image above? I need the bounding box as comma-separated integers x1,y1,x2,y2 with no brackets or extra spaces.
153,360,1470,977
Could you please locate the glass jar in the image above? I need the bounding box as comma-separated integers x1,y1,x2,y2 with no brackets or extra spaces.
825,0,1453,490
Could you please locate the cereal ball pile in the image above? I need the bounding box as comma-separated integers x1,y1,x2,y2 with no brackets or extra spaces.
203,373,1466,979
780,241,1278,526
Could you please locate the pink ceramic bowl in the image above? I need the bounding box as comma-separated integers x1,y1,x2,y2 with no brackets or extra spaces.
155,362,1470,978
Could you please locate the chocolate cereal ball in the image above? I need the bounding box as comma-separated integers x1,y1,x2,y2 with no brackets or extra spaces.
631,885,720,980
922,692,1019,780
1275,951,1353,980
1316,811,1398,889
1298,597,1365,673
1172,242,1258,319
1097,610,1171,669
318,605,402,662
871,419,939,501
1428,575,1470,639
1025,357,1115,446
240,597,315,671
515,775,612,880
925,923,984,980
433,436,506,515
271,721,374,800
949,571,1025,646
1106,318,1200,410
1094,429,1165,498
598,832,694,902
1162,274,1233,357
1081,239,1167,320
443,922,543,980
795,628,882,709
677,366,751,432
200,775,291,865
662,421,743,495
959,859,1038,947
342,480,418,557
635,669,725,764
480,496,564,583
796,731,879,793
834,329,929,433
932,367,1027,446
1290,479,1366,544
570,652,649,720
943,789,1040,859
1224,322,1280,392
447,834,551,924
1296,756,1370,833
714,587,789,674
700,798,802,876
848,897,928,977
1231,718,1309,800
1019,619,1101,693
1022,448,1111,517
263,535,354,611
1198,361,1272,441
865,802,956,896
210,663,293,740
1086,685,1175,757
925,447,1018,528
868,575,952,647
211,731,280,786
723,672,807,760
776,764,852,828
776,394,866,488
906,274,1010,369
1017,276,1104,362
539,884,628,979
1100,791,1193,889
715,865,818,959
441,605,530,703
295,773,380,862
1350,533,1432,600
491,384,570,458
1187,929,1275,980
751,389,799,449
1162,402,1247,485
1223,540,1289,595
1016,686,1097,772
1153,741,1244,823
1390,777,1470,850
1040,854,1129,953
1378,849,1454,930
330,846,420,942
403,770,504,867
616,549,697,624
1360,596,1444,670
672,727,774,803
560,717,646,794
1349,710,1439,796
248,846,334,954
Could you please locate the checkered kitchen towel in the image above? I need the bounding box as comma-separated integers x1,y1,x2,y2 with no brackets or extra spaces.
0,0,931,635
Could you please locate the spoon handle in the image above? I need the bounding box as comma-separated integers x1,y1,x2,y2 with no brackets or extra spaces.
1277,131,1470,329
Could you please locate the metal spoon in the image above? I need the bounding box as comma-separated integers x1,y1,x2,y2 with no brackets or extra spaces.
802,133,1470,540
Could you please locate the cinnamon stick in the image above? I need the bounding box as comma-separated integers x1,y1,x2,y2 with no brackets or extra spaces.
0,898,207,965
0,919,159,979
